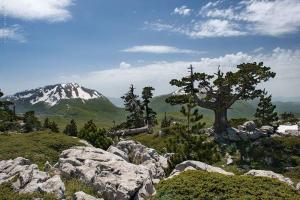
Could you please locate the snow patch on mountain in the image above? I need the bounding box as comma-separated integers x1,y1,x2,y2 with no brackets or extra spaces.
8,83,103,107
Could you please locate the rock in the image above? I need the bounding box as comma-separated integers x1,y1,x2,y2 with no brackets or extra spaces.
59,146,155,200
110,140,168,180
44,161,52,172
39,175,65,199
296,182,300,190
225,154,234,165
107,146,129,161
243,121,257,132
169,160,234,178
260,126,274,134
244,170,294,186
0,157,65,199
277,125,299,135
73,191,103,200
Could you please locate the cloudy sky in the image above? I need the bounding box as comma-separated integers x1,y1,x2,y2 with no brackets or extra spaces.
0,0,300,98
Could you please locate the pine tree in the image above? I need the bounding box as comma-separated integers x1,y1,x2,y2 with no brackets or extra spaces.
43,118,50,129
161,112,171,129
121,85,144,128
254,89,278,126
23,111,41,133
180,95,205,133
49,121,59,133
142,86,157,126
167,63,276,134
64,119,78,136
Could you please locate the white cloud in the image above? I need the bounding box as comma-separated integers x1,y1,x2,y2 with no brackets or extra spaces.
0,25,25,42
147,0,300,38
200,0,300,36
59,48,300,98
122,45,203,54
253,47,264,53
173,6,192,16
0,0,73,22
119,62,131,69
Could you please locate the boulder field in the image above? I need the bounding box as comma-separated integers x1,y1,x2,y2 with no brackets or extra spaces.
1,140,299,199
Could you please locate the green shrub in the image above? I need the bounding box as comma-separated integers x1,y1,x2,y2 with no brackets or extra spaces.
153,170,300,200
0,131,82,169
78,120,113,150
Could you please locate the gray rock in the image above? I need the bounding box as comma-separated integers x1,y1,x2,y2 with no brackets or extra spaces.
260,126,274,134
59,146,155,200
244,170,294,186
296,182,300,190
111,140,168,180
169,160,234,178
243,121,257,132
0,157,65,199
73,191,103,200
44,161,52,172
107,146,129,161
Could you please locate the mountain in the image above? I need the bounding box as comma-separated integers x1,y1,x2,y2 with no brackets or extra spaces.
6,83,126,128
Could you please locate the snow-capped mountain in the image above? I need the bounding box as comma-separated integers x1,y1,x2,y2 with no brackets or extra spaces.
7,83,104,106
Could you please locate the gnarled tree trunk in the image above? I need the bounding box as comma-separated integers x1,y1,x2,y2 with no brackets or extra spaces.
214,109,229,134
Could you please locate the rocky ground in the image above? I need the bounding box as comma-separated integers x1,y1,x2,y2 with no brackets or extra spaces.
1,135,300,200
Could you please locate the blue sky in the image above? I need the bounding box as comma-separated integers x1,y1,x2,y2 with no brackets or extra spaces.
0,0,300,97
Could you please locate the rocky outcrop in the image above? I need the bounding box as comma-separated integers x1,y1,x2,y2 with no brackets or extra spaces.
73,191,103,200
59,146,156,200
260,126,274,134
225,127,266,141
0,157,65,199
108,140,168,180
244,170,294,186
277,123,300,136
169,160,234,178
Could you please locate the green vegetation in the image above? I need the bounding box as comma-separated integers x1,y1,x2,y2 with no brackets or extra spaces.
280,112,299,124
142,86,157,126
64,119,78,136
78,120,112,150
23,111,42,133
232,136,300,173
153,170,300,200
64,178,101,200
255,89,278,126
0,131,82,169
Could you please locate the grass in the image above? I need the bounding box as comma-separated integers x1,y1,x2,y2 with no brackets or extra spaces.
153,170,300,200
0,131,83,169
64,178,101,200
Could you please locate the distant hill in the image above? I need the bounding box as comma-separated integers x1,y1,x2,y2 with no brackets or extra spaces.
5,83,126,128
150,94,300,119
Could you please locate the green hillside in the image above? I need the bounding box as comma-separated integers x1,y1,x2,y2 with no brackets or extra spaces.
13,98,126,129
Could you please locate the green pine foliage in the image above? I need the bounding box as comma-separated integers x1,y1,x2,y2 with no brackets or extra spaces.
142,86,157,126
254,90,278,126
78,120,113,150
280,112,298,123
23,111,41,133
121,85,145,128
43,117,59,133
153,170,300,200
179,95,205,133
64,119,78,136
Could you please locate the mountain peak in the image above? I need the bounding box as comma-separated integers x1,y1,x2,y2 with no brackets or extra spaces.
8,83,103,106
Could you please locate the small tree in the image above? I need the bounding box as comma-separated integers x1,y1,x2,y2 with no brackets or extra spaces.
180,95,205,133
23,111,41,133
78,120,112,150
254,90,278,126
167,63,275,134
64,119,78,136
161,112,171,129
121,85,144,128
43,118,50,129
49,121,59,133
142,86,157,126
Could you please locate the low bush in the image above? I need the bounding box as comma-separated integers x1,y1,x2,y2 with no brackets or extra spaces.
153,170,300,200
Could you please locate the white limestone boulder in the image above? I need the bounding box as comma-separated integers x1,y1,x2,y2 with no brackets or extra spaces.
169,160,234,179
59,146,155,200
244,170,294,186
108,140,168,180
73,191,103,200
